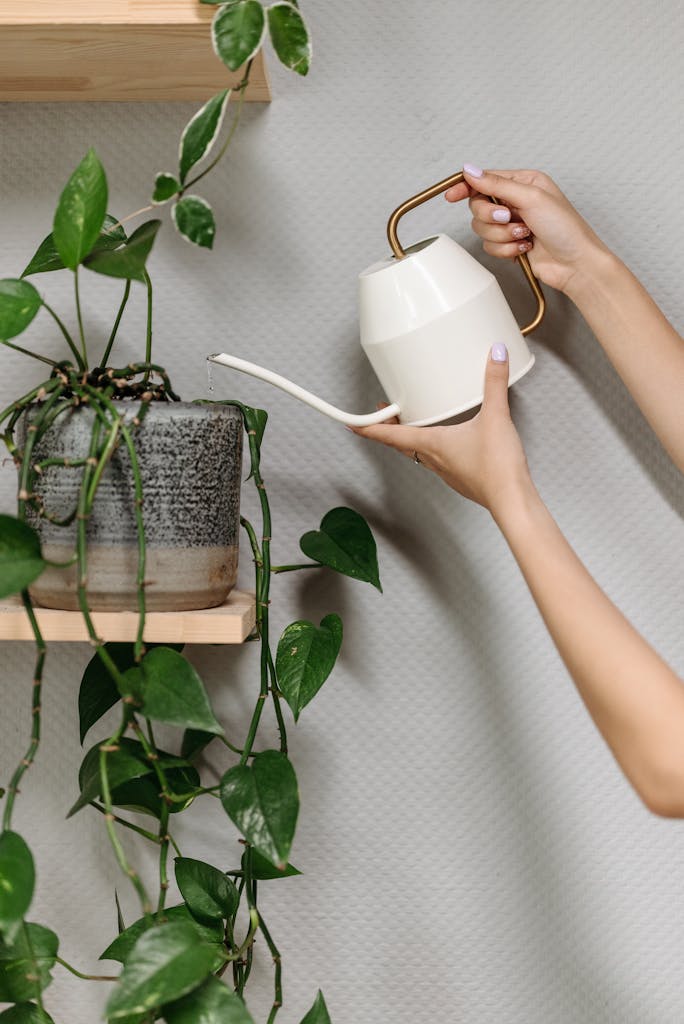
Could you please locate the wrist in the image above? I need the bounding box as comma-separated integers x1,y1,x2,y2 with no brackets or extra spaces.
562,243,623,306
489,474,544,535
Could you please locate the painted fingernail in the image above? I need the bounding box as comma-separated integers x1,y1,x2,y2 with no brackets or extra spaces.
491,343,508,363
518,241,533,252
463,162,484,178
492,207,511,223
512,225,530,239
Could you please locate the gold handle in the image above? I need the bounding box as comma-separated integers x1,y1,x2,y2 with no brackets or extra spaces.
386,169,545,337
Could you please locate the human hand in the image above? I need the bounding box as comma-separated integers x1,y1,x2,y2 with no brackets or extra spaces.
444,164,609,294
351,344,533,517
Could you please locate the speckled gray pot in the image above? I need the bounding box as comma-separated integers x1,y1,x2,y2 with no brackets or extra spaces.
20,402,243,611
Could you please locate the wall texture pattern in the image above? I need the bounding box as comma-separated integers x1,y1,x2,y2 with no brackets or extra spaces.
2,1,684,1021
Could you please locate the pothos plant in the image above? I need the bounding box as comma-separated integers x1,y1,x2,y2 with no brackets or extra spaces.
0,4,383,1023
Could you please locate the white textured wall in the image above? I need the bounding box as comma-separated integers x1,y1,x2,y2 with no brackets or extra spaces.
3,1,684,1021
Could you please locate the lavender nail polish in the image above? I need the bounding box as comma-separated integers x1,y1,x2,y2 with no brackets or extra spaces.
492,207,511,223
491,343,508,363
463,162,484,178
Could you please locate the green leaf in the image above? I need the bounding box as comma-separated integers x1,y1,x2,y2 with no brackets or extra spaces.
68,738,154,817
174,859,239,923
22,215,126,277
212,1,265,71
250,849,301,880
180,729,217,761
0,1003,55,1023
179,90,231,184
242,405,268,448
268,3,311,75
276,615,342,721
0,833,35,945
220,750,299,869
78,643,184,745
300,990,331,1024
163,975,255,1024
52,148,108,270
105,921,218,1019
152,173,181,205
110,761,200,819
101,905,223,966
172,197,216,250
128,648,223,735
0,281,42,342
300,507,382,591
0,923,58,1002
84,220,161,283
78,643,133,744
0,516,46,600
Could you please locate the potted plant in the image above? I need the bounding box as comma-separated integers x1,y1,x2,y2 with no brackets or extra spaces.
0,4,383,1021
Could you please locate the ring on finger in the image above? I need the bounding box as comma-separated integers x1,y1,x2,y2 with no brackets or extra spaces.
412,450,422,465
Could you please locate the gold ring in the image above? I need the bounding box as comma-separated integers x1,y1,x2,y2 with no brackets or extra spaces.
412,450,422,465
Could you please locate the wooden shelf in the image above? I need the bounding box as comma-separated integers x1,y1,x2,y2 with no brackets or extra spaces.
0,2,271,102
0,590,256,644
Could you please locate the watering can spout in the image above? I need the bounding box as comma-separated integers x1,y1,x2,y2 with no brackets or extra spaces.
207,354,402,427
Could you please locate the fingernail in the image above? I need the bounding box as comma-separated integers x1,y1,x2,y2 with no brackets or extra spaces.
492,207,511,223
463,162,484,179
491,343,508,363
512,225,530,239
518,241,533,253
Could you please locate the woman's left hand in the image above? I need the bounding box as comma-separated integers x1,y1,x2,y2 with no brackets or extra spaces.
351,344,533,517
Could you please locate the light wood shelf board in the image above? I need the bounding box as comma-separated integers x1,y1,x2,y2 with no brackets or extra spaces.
0,3,271,102
0,590,256,644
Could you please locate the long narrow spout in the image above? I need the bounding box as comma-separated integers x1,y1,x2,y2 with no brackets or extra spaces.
207,353,401,428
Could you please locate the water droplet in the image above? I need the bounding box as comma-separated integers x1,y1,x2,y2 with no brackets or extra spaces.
207,359,214,394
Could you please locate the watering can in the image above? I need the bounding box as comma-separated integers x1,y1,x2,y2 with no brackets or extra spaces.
209,170,545,427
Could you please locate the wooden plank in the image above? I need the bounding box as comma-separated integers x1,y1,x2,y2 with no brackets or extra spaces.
0,1,214,25
0,8,271,102
0,590,256,644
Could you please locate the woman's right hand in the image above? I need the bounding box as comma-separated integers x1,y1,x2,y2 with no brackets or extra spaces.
445,165,609,294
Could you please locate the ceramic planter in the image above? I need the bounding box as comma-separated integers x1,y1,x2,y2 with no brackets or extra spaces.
20,401,243,611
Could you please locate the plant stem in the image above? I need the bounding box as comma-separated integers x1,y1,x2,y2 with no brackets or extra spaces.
74,268,88,367
143,271,153,379
270,563,322,574
42,300,85,370
2,339,57,366
259,912,283,1024
100,279,131,367
55,956,117,982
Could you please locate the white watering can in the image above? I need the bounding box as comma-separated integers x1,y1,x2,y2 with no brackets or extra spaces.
209,170,545,427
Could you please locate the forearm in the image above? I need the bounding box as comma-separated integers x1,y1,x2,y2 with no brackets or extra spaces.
493,482,684,816
566,249,684,473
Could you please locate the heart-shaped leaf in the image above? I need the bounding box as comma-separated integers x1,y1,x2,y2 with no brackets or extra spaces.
125,648,223,735
164,975,255,1023
300,507,381,591
174,858,239,923
152,173,181,205
0,1004,56,1023
172,196,216,250
180,729,218,761
22,215,126,278
0,833,35,945
0,923,58,1002
250,849,301,880
220,750,299,869
179,90,231,184
0,516,46,600
100,905,223,966
276,615,342,721
84,220,161,282
69,738,154,817
107,762,200,819
53,148,108,270
212,1,265,71
300,991,331,1024
105,921,218,1019
0,281,42,342
268,3,311,75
